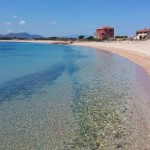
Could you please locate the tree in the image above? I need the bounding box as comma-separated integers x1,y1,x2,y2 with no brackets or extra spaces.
87,36,94,41
78,35,85,39
115,36,120,39
48,37,58,40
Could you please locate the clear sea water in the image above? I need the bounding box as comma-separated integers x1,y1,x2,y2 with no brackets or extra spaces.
0,42,150,149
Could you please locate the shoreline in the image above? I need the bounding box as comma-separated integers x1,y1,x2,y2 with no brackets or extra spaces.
72,40,150,149
1,39,150,76
72,40,150,76
1,39,150,148
0,39,73,45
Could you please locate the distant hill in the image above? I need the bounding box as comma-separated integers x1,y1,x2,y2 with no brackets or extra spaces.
0,32,44,39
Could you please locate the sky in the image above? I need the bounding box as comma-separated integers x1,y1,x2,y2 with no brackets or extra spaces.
0,0,150,37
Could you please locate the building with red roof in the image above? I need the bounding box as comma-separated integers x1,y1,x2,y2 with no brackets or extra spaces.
95,26,114,40
135,28,150,40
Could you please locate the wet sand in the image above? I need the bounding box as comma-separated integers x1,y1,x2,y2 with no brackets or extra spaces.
73,40,150,149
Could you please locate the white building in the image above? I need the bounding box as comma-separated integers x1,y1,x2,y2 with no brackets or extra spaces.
135,28,150,40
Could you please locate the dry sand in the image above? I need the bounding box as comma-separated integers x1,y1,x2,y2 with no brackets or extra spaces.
73,40,150,75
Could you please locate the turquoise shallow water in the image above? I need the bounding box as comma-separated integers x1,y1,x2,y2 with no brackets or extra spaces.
0,42,65,84
0,42,150,149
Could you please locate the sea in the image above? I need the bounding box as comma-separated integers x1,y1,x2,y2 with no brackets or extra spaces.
0,42,150,149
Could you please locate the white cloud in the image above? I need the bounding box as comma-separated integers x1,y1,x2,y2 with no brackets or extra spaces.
5,22,12,26
50,21,56,25
13,15,17,19
19,20,26,25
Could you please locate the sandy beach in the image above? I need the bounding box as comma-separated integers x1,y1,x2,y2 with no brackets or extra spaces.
73,40,150,149
1,39,150,148
73,40,150,75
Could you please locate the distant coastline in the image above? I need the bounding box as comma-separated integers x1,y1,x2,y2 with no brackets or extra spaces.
0,39,76,45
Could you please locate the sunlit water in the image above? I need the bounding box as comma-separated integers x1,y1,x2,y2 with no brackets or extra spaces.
0,42,150,149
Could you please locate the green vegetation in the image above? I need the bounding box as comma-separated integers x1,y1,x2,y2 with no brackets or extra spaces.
87,36,95,40
78,35,85,39
0,35,102,42
115,36,128,39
